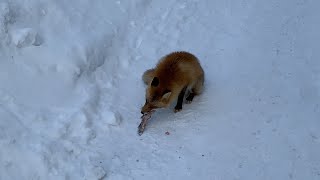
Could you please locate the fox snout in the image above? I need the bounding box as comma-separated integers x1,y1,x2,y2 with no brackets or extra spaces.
141,103,153,114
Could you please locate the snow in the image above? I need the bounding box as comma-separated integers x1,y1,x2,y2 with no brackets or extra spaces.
103,110,122,126
10,28,39,48
0,0,319,179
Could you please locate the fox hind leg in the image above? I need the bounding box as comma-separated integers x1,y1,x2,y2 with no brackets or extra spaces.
186,74,204,103
186,92,195,103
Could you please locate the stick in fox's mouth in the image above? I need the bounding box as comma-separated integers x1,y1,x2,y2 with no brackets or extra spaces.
138,110,155,135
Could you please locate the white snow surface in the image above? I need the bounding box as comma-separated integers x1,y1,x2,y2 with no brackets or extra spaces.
0,0,320,179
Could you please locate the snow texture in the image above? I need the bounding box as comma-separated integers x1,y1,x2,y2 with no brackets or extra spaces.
0,0,319,179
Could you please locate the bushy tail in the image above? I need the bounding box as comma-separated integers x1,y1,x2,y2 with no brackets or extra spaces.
142,69,155,85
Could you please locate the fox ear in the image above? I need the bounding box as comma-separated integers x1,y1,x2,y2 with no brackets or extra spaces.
162,91,171,100
151,77,159,87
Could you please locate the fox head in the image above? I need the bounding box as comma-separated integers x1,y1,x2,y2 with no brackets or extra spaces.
141,77,172,114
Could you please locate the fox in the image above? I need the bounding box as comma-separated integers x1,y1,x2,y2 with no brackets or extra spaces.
141,51,204,114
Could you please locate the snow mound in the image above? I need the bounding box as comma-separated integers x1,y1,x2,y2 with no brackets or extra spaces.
10,28,40,48
102,110,122,126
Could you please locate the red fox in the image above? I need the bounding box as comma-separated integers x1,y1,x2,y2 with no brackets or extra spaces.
141,51,204,114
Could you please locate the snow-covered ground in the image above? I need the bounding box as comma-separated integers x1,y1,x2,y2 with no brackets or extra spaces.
1,0,319,179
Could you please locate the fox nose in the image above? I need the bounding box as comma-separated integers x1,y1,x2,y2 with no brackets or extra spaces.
141,111,144,114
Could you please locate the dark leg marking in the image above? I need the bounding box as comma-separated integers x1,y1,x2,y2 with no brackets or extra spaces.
186,92,195,103
175,86,187,112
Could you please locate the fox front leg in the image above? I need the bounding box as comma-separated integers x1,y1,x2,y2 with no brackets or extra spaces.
174,86,187,112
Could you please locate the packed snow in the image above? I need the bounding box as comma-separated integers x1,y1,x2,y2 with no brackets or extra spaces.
0,0,319,179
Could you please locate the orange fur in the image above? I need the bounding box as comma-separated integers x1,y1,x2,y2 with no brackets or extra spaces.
141,51,204,113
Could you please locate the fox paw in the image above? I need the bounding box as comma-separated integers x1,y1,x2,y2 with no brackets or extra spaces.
174,107,182,113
